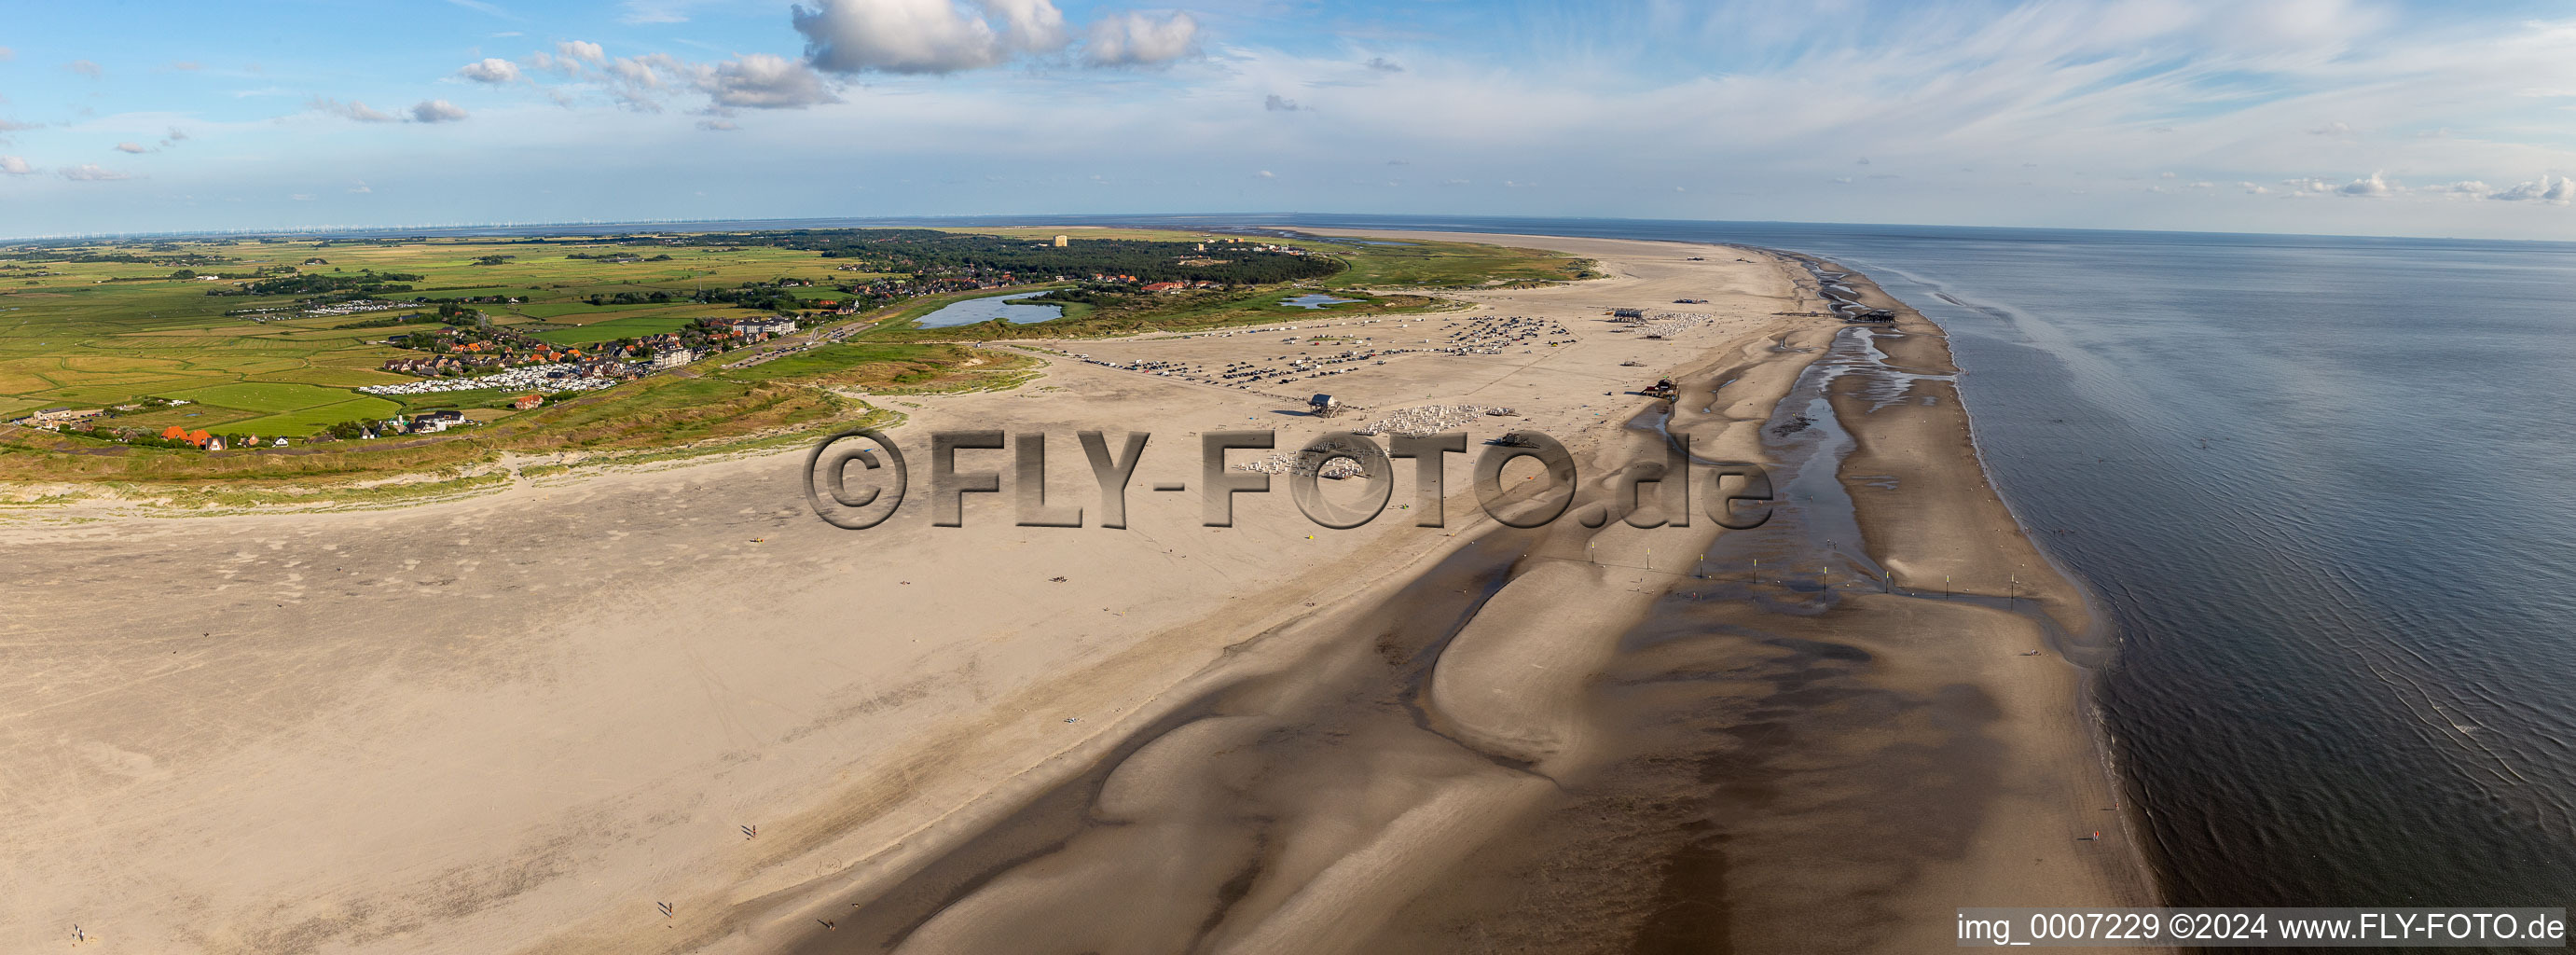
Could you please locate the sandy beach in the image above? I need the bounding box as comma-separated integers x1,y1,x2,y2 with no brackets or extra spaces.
0,230,2155,953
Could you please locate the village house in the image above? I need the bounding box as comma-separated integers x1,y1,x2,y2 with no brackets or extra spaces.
17,407,104,430
729,318,798,337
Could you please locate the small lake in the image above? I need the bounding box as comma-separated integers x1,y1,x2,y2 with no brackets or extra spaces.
915,291,1063,328
1281,294,1361,310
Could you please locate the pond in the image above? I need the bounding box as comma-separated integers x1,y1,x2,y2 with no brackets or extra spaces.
915,291,1063,328
1281,294,1361,310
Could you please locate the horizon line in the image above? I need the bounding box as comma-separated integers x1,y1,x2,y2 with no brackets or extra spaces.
1,212,2564,248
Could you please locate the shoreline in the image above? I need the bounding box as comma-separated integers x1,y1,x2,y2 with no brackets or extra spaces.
744,231,2162,951
0,230,2155,953
1784,250,2166,925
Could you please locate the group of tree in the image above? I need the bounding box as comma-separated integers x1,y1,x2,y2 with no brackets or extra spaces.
210,269,426,298
585,289,675,306
65,425,200,449
547,228,1347,286
337,301,484,330
806,231,1343,285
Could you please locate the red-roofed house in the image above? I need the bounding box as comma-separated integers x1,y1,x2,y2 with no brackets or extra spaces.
513,394,544,410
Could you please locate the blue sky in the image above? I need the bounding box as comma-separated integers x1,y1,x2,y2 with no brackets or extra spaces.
3,0,2573,239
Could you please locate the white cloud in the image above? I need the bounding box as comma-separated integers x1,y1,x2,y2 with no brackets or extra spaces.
559,40,607,65
985,0,1069,50
0,47,15,62
115,142,148,154
66,60,103,78
1083,10,1196,66
698,54,840,109
1255,169,1274,178
697,118,739,131
310,98,399,122
2338,172,2392,196
529,48,838,112
792,0,1149,73
411,100,471,123
459,58,522,83
0,155,34,175
349,182,372,193
61,163,132,181
16,0,2576,238
2488,175,2575,203
794,0,1021,74
2266,173,2571,203
608,54,674,90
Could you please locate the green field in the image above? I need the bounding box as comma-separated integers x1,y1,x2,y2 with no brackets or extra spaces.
229,396,403,436
0,235,833,436
1321,238,1599,287
716,343,944,383
515,301,687,320
0,228,1577,484
162,381,362,413
531,315,703,345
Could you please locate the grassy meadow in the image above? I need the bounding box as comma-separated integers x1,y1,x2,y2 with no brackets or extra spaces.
0,235,863,430
0,227,1583,498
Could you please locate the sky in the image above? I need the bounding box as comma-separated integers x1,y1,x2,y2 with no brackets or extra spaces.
2,0,2574,240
